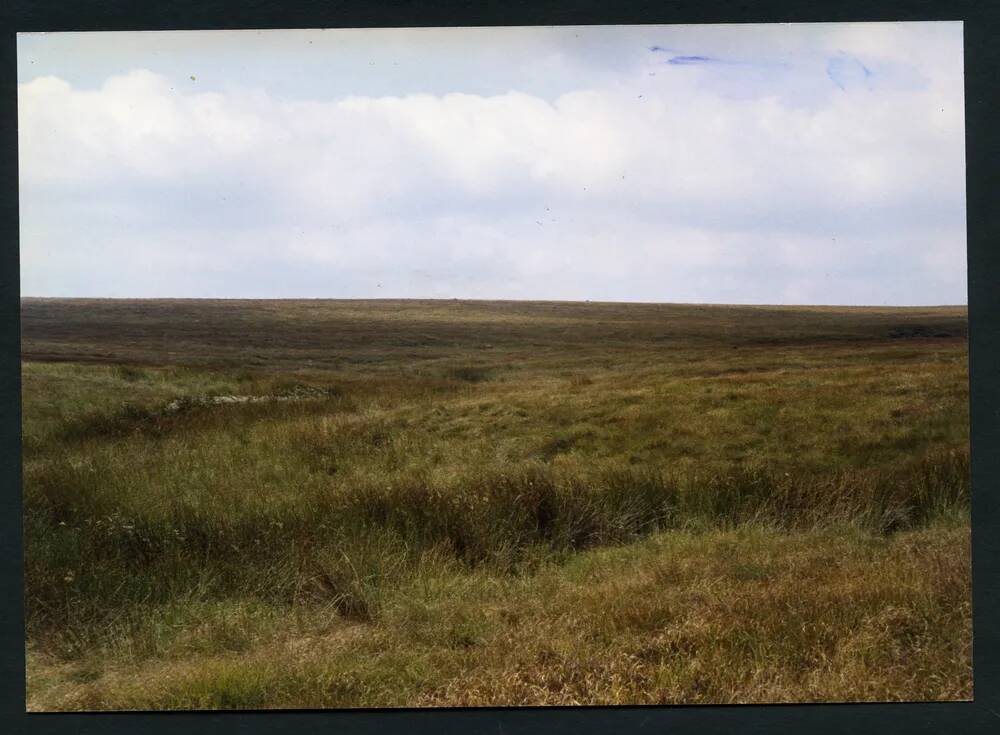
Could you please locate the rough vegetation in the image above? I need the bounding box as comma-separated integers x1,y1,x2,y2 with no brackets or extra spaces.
21,298,971,709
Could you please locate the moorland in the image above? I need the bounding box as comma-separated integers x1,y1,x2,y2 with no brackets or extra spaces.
21,298,971,709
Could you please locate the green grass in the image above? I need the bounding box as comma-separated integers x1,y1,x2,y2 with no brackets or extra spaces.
21,298,971,709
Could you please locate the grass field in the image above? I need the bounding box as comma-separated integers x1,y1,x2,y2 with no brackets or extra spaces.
21,298,971,709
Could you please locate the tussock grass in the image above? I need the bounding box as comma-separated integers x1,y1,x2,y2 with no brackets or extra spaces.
26,523,971,710
21,299,971,708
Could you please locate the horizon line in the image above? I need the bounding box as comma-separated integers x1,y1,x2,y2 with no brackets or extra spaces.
18,295,969,309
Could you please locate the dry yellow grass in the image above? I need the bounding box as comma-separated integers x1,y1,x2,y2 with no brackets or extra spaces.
27,523,970,710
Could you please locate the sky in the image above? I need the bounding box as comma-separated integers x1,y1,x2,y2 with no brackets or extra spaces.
17,23,967,304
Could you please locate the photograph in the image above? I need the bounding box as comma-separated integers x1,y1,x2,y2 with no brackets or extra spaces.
17,21,970,710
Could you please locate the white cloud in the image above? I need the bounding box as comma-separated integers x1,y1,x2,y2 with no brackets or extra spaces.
17,23,967,303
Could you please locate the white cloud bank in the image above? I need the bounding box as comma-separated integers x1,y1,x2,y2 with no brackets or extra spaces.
17,23,967,303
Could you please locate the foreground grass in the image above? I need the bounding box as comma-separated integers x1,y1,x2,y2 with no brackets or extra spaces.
21,299,971,709
27,522,970,709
